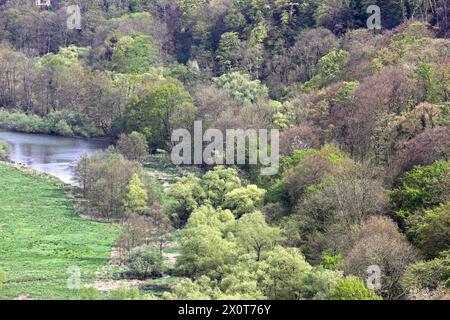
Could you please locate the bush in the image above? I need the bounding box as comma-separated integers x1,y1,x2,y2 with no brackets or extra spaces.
80,286,101,300
330,277,383,300
402,255,450,292
54,120,74,136
0,109,104,137
127,245,165,278
0,140,10,160
108,287,157,300
116,132,149,163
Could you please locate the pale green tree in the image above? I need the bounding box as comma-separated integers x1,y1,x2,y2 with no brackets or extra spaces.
235,211,283,261
223,185,266,217
124,173,149,216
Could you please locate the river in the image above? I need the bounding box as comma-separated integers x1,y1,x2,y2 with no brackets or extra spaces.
0,131,111,184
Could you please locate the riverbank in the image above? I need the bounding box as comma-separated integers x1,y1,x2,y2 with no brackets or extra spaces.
0,162,119,299
0,109,108,139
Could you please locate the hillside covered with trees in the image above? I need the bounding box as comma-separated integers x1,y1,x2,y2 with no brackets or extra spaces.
0,0,449,300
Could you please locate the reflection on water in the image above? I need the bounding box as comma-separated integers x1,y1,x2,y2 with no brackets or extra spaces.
0,131,110,184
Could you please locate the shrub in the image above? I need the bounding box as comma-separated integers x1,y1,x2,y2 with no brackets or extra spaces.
116,132,149,163
0,140,10,160
127,245,165,278
109,287,157,300
80,286,101,300
330,277,383,300
54,120,74,136
401,255,450,292
109,287,142,300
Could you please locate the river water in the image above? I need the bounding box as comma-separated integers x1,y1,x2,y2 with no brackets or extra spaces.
0,131,110,184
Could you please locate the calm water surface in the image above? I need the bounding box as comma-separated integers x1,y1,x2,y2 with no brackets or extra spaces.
0,131,110,184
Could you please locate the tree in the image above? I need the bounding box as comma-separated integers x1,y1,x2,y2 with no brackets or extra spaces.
258,246,312,300
401,253,450,293
127,245,165,279
330,277,383,300
314,0,355,34
201,167,242,208
148,203,172,254
124,173,149,216
235,211,283,261
73,148,146,219
340,216,418,299
213,72,269,107
177,208,238,279
223,185,266,217
163,275,266,300
416,202,450,258
391,160,450,213
126,78,195,149
303,49,350,90
393,126,450,176
109,32,158,74
216,32,242,73
166,175,205,227
299,267,343,300
115,214,152,256
116,132,149,163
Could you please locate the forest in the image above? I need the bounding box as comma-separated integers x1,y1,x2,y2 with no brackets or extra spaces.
0,0,449,301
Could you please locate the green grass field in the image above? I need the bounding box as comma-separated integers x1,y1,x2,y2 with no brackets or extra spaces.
0,163,119,300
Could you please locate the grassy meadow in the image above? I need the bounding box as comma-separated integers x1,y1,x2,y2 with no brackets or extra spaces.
0,162,119,299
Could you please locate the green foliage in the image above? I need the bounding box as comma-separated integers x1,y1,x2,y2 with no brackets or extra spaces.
303,50,350,90
109,33,158,74
401,255,450,292
201,167,243,207
299,267,343,300
80,287,101,300
176,206,237,279
258,246,312,300
213,72,269,107
54,120,74,136
216,32,241,73
126,78,195,149
235,211,283,260
108,286,157,300
223,185,266,217
0,109,103,138
116,131,149,163
127,245,165,278
416,202,450,258
330,277,383,300
321,252,344,270
166,175,205,227
74,148,147,219
391,160,450,213
0,139,10,160
124,173,149,216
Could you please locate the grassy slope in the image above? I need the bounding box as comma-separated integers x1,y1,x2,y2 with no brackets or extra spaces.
0,163,118,300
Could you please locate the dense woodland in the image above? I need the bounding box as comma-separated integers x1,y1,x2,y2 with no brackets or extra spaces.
0,0,449,300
